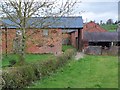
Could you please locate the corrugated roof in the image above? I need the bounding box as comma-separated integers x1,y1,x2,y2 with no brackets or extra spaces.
2,17,83,29
83,32,119,42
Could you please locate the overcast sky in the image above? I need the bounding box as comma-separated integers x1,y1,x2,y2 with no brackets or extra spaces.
73,0,119,23
0,0,119,23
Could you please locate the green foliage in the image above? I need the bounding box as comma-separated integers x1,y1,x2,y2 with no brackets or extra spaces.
2,65,36,88
2,54,19,67
62,45,75,52
2,54,54,67
101,24,118,32
9,60,16,67
2,49,76,89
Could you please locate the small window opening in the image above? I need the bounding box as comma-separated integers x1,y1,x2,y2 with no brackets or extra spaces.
43,30,48,36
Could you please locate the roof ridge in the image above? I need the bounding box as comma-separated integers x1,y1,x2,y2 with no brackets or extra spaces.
30,16,82,18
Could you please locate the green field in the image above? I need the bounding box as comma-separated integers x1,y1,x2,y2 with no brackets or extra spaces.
101,24,118,32
2,54,54,67
28,55,118,88
2,45,73,67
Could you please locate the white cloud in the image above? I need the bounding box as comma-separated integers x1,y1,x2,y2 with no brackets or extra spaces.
0,0,118,23
81,12,118,23
80,0,119,2
73,2,118,23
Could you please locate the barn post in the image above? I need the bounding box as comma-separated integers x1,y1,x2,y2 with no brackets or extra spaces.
78,29,80,51
0,24,2,67
0,24,2,90
78,29,82,51
111,42,114,46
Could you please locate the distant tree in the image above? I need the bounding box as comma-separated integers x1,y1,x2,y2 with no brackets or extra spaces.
114,20,118,24
106,19,113,24
100,20,102,25
96,23,99,25
102,23,105,25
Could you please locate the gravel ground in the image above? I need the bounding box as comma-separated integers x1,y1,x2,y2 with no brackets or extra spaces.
75,52,85,60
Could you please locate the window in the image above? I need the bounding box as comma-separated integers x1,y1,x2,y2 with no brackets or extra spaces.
43,30,48,36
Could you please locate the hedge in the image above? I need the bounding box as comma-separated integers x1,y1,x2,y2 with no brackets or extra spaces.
2,49,76,89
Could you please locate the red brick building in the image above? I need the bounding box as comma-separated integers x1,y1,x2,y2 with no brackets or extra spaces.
62,30,78,48
1,17,83,55
62,21,108,51
26,29,62,55
81,21,120,54
82,21,107,33
81,21,108,50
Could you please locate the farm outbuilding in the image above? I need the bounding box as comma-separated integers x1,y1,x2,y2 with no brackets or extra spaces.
83,32,119,48
1,17,83,55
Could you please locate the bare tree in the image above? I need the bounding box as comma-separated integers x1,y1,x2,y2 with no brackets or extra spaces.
1,0,78,63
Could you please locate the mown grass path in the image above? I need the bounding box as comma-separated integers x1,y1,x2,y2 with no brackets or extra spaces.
28,55,118,88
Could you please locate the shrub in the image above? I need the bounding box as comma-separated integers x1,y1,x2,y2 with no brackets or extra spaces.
9,60,16,67
56,49,76,68
2,49,76,89
2,65,36,89
31,59,57,79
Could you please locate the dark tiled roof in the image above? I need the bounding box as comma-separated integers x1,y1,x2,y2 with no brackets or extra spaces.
83,32,119,42
2,17,83,29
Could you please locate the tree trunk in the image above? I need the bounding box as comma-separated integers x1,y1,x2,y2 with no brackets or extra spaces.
5,27,8,57
18,28,26,63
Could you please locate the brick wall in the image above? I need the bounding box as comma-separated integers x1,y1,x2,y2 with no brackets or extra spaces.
84,46,102,55
62,33,71,45
82,21,107,32
84,46,118,55
70,32,77,48
71,31,81,49
62,31,78,48
2,29,16,53
102,46,118,55
62,30,81,50
2,29,62,55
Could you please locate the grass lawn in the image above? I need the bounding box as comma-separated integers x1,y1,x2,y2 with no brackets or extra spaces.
101,24,118,32
28,55,118,88
62,45,75,52
2,45,74,67
2,54,54,67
